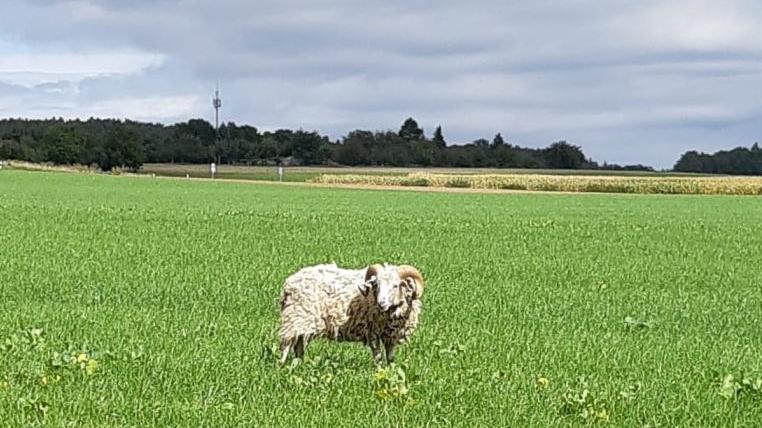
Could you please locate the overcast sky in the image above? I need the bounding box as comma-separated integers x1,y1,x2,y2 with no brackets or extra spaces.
1,0,761,167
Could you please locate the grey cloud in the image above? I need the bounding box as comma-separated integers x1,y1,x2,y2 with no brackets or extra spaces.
0,80,30,95
2,0,762,167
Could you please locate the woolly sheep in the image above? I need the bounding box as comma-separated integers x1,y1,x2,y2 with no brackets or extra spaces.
278,263,425,365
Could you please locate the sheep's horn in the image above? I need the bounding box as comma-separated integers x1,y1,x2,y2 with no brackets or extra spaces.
398,265,424,299
365,264,383,282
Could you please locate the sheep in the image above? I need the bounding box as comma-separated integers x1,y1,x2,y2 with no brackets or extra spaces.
278,263,425,365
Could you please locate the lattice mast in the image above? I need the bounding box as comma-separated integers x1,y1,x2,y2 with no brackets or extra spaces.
213,83,222,135
211,83,223,166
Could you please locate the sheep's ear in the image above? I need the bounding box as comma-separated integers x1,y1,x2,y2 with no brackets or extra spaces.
358,282,370,296
361,264,382,297
398,265,424,299
403,277,417,295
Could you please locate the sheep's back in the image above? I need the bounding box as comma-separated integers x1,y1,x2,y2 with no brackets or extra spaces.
279,264,366,339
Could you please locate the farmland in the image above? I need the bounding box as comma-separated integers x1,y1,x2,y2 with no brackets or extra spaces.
312,172,762,195
139,163,710,184
1,170,762,426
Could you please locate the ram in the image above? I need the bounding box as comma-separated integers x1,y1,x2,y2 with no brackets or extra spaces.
278,263,425,365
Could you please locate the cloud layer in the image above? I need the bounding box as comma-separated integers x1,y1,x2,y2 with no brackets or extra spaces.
1,0,761,167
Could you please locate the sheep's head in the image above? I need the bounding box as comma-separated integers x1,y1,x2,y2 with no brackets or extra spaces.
362,264,424,318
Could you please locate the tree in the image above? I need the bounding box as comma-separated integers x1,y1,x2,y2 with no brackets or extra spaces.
2,117,653,171
40,126,83,165
182,119,216,142
491,133,505,147
0,139,20,160
399,117,424,141
493,144,514,167
96,126,145,171
121,129,145,170
292,130,328,165
336,130,374,166
432,125,446,148
674,145,762,175
544,141,586,169
255,137,278,160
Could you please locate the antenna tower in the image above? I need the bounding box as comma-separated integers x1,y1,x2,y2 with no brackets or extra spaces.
213,83,222,135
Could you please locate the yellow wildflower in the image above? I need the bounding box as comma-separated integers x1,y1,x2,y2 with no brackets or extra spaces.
537,375,549,387
596,409,610,422
85,359,98,375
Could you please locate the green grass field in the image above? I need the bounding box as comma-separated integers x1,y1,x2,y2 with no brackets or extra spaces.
1,170,761,426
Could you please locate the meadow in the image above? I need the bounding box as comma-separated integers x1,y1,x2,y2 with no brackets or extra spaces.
1,170,762,426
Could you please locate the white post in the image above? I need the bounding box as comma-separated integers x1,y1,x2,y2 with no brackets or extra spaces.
210,162,217,179
278,165,284,182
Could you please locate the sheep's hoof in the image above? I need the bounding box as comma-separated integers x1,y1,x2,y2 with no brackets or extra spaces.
277,358,302,369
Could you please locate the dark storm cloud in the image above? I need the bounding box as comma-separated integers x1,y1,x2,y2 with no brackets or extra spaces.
1,0,761,167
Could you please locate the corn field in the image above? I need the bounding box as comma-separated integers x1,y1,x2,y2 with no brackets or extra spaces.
311,172,762,195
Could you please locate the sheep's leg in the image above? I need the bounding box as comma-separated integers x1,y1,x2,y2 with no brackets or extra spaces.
369,339,383,365
294,335,305,359
383,340,397,364
279,337,294,365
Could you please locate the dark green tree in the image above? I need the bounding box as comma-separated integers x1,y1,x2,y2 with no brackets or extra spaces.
40,126,83,165
96,126,145,171
0,117,666,172
292,130,329,165
673,145,762,175
432,125,446,148
399,117,424,141
491,132,505,147
544,141,586,169
336,130,374,166
255,137,278,160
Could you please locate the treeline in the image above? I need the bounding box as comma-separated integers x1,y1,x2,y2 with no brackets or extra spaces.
674,144,762,175
0,117,652,171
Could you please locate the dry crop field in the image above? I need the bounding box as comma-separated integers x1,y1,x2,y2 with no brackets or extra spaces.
1,169,761,426
311,172,762,195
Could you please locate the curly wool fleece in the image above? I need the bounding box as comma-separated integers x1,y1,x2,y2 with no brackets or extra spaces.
278,263,424,365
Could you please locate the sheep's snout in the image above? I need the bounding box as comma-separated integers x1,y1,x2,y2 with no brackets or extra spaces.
376,284,406,316
376,290,394,312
